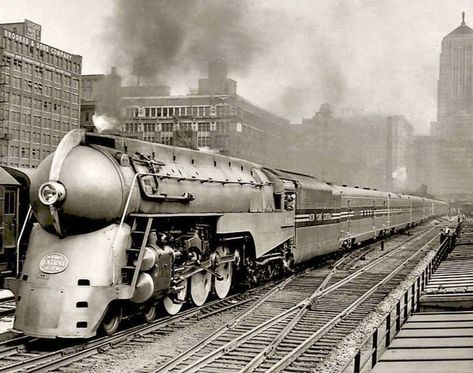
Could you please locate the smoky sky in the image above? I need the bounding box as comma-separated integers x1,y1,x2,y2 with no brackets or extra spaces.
103,0,469,133
107,0,260,82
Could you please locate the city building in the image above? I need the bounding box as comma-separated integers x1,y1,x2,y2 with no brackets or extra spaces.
436,12,473,139
415,13,473,200
0,19,82,168
298,105,413,191
83,60,295,171
409,135,441,194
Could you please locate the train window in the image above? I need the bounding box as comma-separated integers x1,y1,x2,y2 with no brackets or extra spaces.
274,193,282,210
4,190,15,215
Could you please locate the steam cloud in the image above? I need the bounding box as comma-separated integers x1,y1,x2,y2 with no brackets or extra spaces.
92,114,119,133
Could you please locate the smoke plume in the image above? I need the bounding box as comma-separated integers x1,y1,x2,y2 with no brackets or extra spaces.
107,0,260,83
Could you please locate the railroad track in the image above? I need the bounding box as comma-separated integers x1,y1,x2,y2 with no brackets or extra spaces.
0,285,282,373
0,223,439,372
0,297,15,319
152,225,440,373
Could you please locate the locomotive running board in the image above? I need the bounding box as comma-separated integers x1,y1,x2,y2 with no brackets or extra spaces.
130,213,223,218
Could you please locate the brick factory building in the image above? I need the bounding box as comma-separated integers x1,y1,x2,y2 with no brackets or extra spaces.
82,60,296,171
0,19,81,168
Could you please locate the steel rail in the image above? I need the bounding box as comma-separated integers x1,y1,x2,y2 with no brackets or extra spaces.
0,283,274,373
0,336,33,359
152,274,298,373
161,240,404,373
266,231,440,373
154,251,369,373
0,296,15,316
175,226,437,373
239,251,352,372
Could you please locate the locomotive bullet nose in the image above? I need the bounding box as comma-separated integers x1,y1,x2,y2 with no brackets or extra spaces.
30,145,132,235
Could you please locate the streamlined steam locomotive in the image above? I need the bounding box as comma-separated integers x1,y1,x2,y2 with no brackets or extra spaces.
6,129,448,338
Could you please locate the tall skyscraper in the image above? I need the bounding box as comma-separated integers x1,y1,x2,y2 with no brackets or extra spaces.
436,12,473,139
420,13,473,200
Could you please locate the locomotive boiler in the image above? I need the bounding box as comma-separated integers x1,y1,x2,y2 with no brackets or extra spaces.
6,129,448,338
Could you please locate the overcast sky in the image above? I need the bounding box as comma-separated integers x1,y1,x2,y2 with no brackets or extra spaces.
1,0,473,133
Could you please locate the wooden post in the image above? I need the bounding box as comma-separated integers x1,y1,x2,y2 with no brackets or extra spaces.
396,301,401,332
354,350,361,373
386,313,391,348
371,329,378,368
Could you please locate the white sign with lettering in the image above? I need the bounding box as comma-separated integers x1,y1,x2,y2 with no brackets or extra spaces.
39,253,68,274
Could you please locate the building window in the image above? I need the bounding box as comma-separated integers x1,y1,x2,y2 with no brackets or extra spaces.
24,96,32,107
197,131,210,147
160,132,173,145
34,82,43,94
24,63,33,75
12,59,22,71
25,80,32,92
12,77,21,89
34,66,43,78
11,111,20,122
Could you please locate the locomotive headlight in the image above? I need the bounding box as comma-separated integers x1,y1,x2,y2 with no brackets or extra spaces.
38,181,66,206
